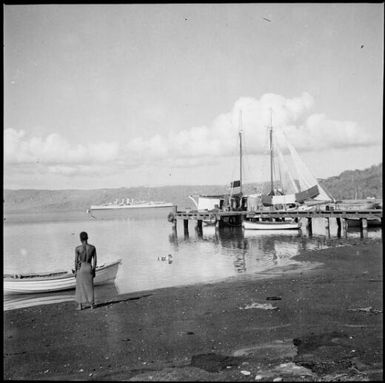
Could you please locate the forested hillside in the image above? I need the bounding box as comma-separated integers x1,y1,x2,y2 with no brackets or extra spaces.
319,163,382,200
4,163,382,213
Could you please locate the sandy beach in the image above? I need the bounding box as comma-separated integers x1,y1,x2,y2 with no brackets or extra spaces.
4,238,383,381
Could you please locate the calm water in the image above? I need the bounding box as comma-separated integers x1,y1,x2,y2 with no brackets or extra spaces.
3,210,381,310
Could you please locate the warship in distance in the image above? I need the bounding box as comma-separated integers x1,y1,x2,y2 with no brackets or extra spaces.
87,198,175,219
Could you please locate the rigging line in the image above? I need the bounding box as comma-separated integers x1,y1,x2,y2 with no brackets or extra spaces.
276,151,283,193
275,139,284,193
242,128,266,194
240,128,251,184
242,132,260,194
227,124,242,199
228,127,240,183
219,120,236,193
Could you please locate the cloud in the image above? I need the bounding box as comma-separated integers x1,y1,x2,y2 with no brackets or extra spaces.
47,164,117,176
282,113,377,151
4,129,120,165
133,91,376,164
4,92,379,179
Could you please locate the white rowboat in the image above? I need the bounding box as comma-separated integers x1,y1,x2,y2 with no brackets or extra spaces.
4,259,121,295
243,220,302,230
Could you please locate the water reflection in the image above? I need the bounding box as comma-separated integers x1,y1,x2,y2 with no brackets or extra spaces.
168,229,178,248
4,283,119,311
234,252,246,273
168,219,381,278
169,225,309,275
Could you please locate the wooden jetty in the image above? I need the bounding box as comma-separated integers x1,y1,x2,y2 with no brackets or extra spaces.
168,207,382,236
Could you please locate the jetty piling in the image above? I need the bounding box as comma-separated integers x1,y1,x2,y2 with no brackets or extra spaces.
183,220,189,236
325,217,330,238
361,218,368,238
170,207,382,237
343,218,348,238
336,217,342,238
306,217,313,236
195,219,203,237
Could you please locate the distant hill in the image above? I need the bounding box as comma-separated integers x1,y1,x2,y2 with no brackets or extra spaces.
3,163,382,213
318,163,382,200
3,185,226,213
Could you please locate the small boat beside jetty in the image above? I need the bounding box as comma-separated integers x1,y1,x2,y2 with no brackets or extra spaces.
243,219,302,230
4,259,121,295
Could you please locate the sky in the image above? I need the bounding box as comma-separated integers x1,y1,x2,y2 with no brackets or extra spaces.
4,3,383,190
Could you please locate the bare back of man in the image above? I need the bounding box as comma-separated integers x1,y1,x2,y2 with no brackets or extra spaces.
76,243,96,264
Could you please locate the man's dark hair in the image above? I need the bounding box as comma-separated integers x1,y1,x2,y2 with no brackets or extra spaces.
80,232,88,241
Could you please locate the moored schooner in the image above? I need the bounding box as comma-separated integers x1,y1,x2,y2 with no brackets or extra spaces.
242,109,333,229
176,107,337,230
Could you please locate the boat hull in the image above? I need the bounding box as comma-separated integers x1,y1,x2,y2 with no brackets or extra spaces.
4,260,121,295
88,204,175,220
243,220,302,230
89,202,175,210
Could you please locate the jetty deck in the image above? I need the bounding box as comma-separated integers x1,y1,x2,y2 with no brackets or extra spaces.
169,207,382,234
174,208,383,220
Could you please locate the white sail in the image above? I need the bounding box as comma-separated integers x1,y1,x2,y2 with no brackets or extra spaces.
279,130,332,202
258,126,333,206
275,141,300,194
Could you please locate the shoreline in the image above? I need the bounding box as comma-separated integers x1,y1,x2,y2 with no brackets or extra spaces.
4,239,383,381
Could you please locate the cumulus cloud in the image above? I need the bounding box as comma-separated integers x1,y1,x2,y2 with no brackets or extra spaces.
4,92,379,179
4,129,120,165
281,113,377,152
47,164,118,176
122,91,376,166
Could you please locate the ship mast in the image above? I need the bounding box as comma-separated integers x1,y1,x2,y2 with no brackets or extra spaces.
239,110,243,196
269,108,274,195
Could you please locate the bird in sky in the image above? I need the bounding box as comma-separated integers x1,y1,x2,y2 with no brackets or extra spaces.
263,17,271,22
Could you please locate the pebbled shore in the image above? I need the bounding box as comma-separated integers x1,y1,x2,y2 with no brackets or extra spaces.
4,238,383,381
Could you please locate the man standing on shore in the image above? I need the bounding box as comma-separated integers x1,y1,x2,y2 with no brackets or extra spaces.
74,232,97,310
